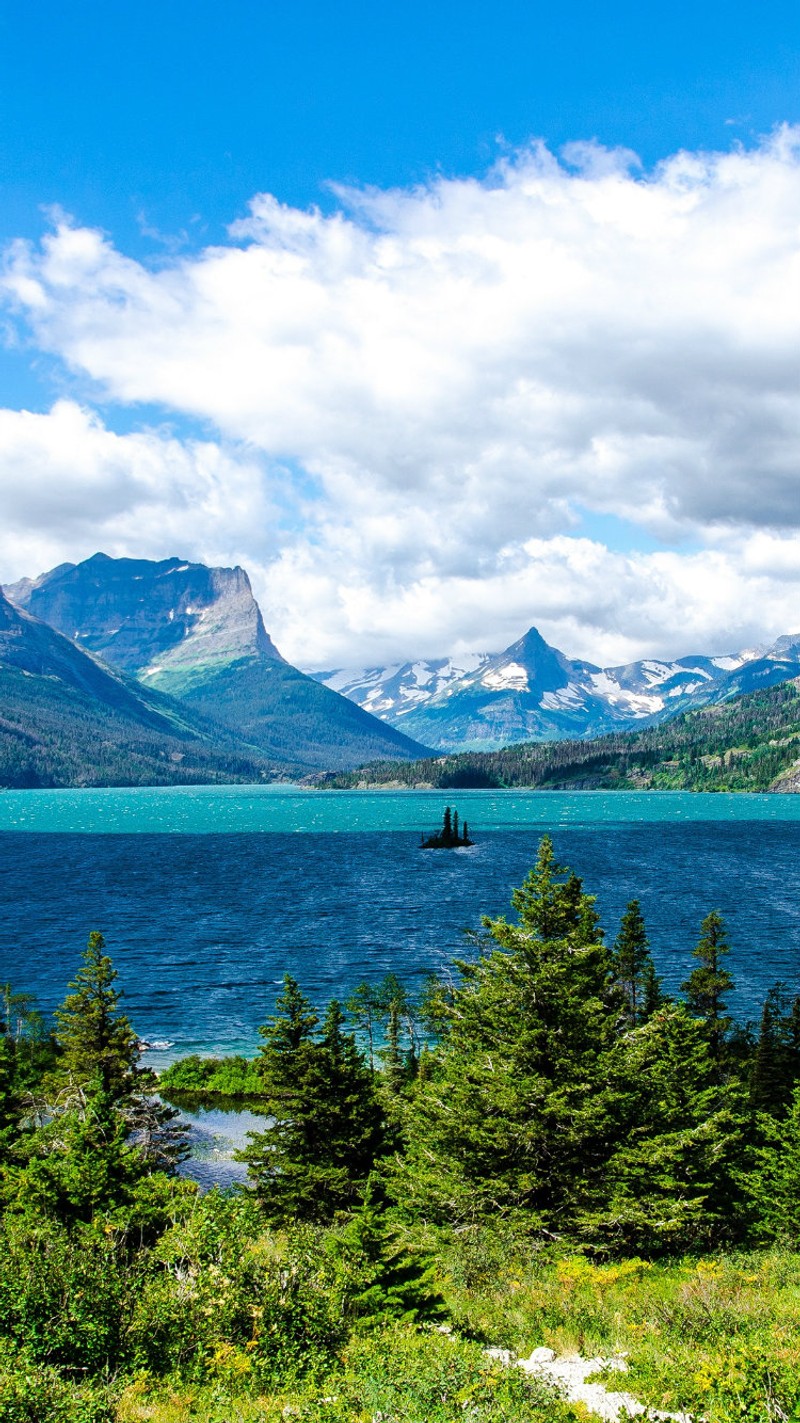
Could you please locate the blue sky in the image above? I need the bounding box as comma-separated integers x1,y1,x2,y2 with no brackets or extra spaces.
1,2,800,666
3,0,799,253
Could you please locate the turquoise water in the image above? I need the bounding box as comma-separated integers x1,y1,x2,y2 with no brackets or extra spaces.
2,784,800,833
1,787,800,1062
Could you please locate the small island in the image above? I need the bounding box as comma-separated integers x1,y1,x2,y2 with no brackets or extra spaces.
420,805,473,848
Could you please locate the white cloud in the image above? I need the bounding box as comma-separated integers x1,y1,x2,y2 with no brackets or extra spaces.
0,401,275,588
3,129,800,667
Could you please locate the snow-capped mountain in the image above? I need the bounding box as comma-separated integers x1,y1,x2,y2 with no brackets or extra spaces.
312,627,800,752
314,653,493,721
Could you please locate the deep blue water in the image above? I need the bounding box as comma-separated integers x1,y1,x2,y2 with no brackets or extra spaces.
1,789,799,1060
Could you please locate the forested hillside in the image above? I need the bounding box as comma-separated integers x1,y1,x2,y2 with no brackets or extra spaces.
319,678,800,791
0,664,277,787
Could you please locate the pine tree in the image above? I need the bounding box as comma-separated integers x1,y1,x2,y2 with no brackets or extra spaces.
329,1177,446,1327
53,932,139,1102
393,836,618,1229
346,980,380,1070
681,910,735,1068
242,993,386,1223
748,1080,800,1244
613,900,658,1028
592,1004,748,1253
381,999,406,1097
751,984,800,1116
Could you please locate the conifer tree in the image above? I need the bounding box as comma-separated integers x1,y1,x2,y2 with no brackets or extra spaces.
751,984,800,1116
681,910,734,1068
329,1176,446,1327
381,999,406,1097
53,932,139,1102
748,1080,800,1244
11,937,187,1222
393,836,618,1229
613,900,658,1028
242,993,386,1223
594,1003,748,1252
346,980,379,1069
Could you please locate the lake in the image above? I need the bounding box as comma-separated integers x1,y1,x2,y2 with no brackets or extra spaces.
1,787,800,1068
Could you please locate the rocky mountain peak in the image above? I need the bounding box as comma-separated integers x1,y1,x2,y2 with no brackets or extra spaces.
4,553,284,691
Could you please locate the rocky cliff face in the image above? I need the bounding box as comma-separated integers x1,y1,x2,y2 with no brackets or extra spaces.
6,553,283,695
4,555,433,771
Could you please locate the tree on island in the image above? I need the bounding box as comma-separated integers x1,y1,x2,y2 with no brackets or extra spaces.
420,805,473,849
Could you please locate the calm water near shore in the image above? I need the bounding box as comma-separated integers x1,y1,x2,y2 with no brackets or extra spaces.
1,788,799,1067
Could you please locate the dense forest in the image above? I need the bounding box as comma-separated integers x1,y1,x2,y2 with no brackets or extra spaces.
0,665,279,789
2,843,800,1420
319,677,800,792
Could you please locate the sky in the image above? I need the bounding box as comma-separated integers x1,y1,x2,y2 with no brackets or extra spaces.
2,0,800,670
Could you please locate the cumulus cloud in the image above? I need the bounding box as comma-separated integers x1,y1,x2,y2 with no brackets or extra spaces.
0,401,276,588
2,129,800,666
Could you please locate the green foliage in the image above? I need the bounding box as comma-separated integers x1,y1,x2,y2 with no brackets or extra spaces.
0,1346,114,1423
589,1005,749,1253
394,837,619,1229
240,983,386,1223
327,1178,446,1328
682,910,735,1066
53,932,140,1100
612,899,662,1027
129,1192,348,1383
158,1054,263,1098
750,983,800,1115
746,1083,800,1245
0,1215,130,1373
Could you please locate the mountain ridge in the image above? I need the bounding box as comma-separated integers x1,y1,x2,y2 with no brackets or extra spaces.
3,554,433,772
314,624,800,750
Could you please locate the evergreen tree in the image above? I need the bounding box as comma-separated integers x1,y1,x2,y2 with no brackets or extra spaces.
592,1004,748,1253
346,980,380,1070
613,900,658,1028
640,956,665,1019
681,910,734,1068
255,973,319,1096
747,1080,800,1244
381,999,407,1097
53,932,139,1101
751,984,800,1116
242,994,386,1224
393,836,618,1229
2,1076,145,1224
14,936,188,1224
329,1176,446,1327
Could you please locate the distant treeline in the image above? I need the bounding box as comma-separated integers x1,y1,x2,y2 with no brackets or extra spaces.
318,678,800,791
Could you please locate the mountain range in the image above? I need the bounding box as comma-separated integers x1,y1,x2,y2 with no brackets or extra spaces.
314,624,800,750
5,550,800,787
0,554,431,784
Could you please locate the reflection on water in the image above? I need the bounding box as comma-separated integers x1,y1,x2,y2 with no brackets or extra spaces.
165,1097,270,1191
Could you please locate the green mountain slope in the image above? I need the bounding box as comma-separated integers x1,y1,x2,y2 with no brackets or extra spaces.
317,678,800,792
0,592,275,787
171,654,435,772
8,553,433,772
